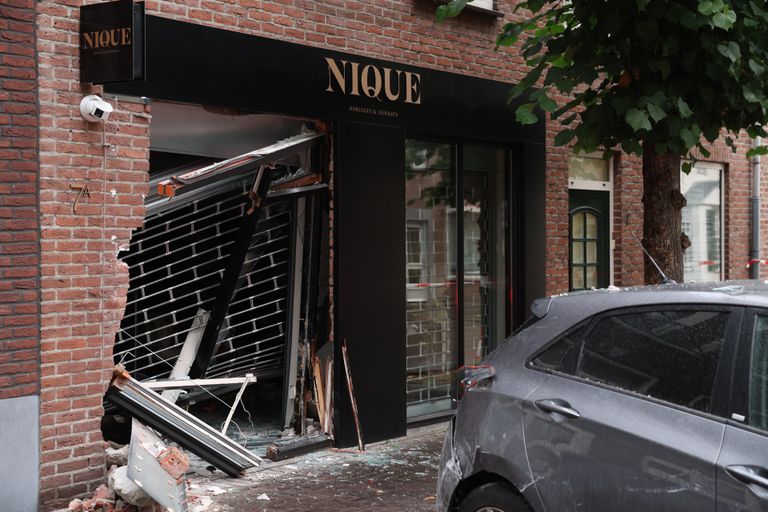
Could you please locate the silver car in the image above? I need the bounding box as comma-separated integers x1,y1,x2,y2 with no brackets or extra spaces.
437,281,768,512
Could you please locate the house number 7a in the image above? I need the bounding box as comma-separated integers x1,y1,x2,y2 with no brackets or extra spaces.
69,184,91,214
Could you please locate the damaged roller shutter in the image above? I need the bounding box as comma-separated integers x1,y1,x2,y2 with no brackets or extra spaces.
113,132,326,393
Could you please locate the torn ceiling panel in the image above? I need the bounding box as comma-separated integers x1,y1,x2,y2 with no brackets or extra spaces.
153,132,324,213
149,102,305,160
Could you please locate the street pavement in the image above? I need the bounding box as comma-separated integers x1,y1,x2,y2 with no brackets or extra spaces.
187,422,448,512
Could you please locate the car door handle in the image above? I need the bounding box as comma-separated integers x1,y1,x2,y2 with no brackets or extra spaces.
534,399,581,419
726,465,768,490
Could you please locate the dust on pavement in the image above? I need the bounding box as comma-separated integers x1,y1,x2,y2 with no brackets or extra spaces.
188,423,448,512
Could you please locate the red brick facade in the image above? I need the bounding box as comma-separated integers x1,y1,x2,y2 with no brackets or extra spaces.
19,0,768,509
36,2,150,505
545,137,765,296
0,0,40,400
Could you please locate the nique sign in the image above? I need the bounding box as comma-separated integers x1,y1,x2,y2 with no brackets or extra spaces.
324,57,422,105
80,0,145,84
82,27,132,50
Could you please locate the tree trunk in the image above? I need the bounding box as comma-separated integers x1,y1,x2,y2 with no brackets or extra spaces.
641,143,686,284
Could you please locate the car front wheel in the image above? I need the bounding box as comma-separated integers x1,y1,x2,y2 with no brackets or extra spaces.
457,482,530,512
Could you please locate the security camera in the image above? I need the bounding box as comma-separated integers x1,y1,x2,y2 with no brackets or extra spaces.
80,94,113,122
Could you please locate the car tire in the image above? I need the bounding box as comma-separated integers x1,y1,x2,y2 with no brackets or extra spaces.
457,482,530,512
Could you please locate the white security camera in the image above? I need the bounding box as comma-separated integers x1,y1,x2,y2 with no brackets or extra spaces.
80,94,113,122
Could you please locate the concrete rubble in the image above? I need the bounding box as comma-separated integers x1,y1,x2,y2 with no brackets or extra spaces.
61,419,191,512
105,445,130,468
108,466,155,508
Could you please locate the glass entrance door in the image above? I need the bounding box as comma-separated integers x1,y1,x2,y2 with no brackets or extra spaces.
405,140,510,419
405,141,457,418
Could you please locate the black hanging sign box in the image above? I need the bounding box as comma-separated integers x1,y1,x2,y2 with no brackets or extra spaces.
80,0,145,84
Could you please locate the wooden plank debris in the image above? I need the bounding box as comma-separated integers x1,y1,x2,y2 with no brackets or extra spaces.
313,356,326,432
342,339,364,451
323,360,333,436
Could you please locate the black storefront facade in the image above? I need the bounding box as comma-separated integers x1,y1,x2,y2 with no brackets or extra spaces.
109,16,546,447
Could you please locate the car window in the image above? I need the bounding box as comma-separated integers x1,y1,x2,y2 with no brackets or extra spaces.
533,309,730,414
750,315,768,431
530,321,590,373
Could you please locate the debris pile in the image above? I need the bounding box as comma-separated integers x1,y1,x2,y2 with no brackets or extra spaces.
67,438,189,512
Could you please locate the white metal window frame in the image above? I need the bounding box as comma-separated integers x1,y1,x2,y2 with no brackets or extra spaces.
568,153,615,286
681,161,725,282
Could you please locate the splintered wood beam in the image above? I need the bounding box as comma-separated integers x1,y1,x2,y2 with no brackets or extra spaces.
342,339,364,451
313,356,326,432
323,360,333,436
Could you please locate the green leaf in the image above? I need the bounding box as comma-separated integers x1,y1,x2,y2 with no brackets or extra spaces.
530,88,558,112
625,108,652,131
747,145,768,157
677,98,694,118
554,77,575,93
623,139,643,155
653,59,672,78
682,161,693,174
516,103,539,125
548,22,566,35
611,96,633,115
655,143,668,155
662,37,679,56
698,0,716,15
554,129,575,146
712,10,737,30
744,86,761,103
436,0,469,21
647,103,667,122
538,94,558,112
548,54,570,68
717,41,741,62
509,85,526,100
749,58,765,75
680,124,701,148
680,11,700,29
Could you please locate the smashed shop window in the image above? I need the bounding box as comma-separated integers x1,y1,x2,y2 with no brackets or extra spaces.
104,130,332,458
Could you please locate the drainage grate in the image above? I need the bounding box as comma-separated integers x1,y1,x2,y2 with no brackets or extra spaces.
114,180,292,380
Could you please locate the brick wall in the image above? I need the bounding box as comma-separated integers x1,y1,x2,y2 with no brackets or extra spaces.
544,135,762,296
36,2,150,507
0,1,40,400
145,0,529,79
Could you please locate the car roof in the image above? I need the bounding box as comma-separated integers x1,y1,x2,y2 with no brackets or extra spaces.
530,280,768,328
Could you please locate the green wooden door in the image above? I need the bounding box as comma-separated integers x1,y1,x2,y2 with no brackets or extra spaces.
569,190,610,290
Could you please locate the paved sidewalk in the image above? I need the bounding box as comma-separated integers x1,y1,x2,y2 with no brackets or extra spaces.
187,423,448,512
